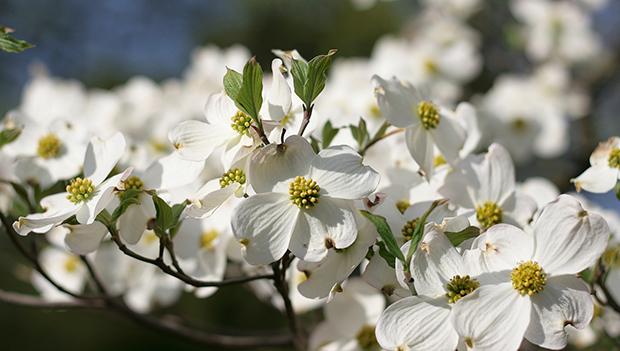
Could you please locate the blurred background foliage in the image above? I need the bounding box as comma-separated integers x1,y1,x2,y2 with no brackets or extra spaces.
0,0,620,350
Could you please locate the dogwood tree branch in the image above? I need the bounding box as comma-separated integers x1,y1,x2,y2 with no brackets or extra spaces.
297,104,314,137
271,252,305,351
107,225,275,287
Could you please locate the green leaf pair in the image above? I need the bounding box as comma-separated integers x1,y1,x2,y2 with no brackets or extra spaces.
290,49,337,108
151,193,187,238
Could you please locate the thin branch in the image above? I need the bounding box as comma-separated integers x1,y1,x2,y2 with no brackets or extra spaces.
297,104,314,137
0,289,104,309
272,254,304,351
360,127,404,156
596,259,620,314
108,227,274,287
0,212,87,299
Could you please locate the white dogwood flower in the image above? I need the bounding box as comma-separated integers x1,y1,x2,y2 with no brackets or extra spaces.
309,278,385,351
452,195,609,350
169,92,258,169
232,136,380,265
372,75,466,178
13,132,130,235
572,137,620,193
439,143,537,229
375,227,480,351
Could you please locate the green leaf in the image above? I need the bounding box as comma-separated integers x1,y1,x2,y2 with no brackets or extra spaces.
290,59,309,105
223,68,243,100
615,181,620,201
290,49,337,107
151,193,187,237
321,120,339,149
304,49,337,105
405,199,448,270
349,118,369,148
445,226,480,246
0,28,33,53
236,57,263,120
0,128,21,149
376,241,396,268
111,188,143,222
309,135,320,154
360,210,405,264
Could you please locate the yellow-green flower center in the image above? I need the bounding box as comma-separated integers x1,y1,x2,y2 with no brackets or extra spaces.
369,104,382,118
230,111,253,135
433,155,446,167
200,229,219,250
512,260,546,296
355,325,378,349
37,133,63,159
417,101,440,130
396,199,410,214
122,176,144,192
66,177,95,204
608,148,620,169
289,176,320,209
219,168,246,188
64,256,80,273
476,201,503,229
511,118,528,132
424,59,439,75
446,275,480,304
401,218,418,241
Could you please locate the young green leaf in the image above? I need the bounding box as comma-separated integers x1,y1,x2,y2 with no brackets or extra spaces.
360,210,405,265
321,120,339,149
376,241,396,268
445,226,480,246
0,128,21,149
0,27,33,53
236,57,263,120
304,49,337,105
223,68,243,100
111,188,143,221
290,59,309,105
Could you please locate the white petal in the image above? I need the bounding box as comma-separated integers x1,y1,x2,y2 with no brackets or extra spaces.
412,227,465,297
310,145,380,200
372,75,418,128
502,190,537,227
429,113,466,163
248,135,314,193
525,275,593,350
77,169,131,225
142,152,204,190
571,165,618,193
451,283,531,351
203,91,239,125
168,120,231,162
468,223,533,274
289,212,328,262
118,201,153,245
185,183,237,219
478,144,516,205
298,219,376,298
457,102,481,157
64,221,109,254
231,193,299,265
303,197,358,251
13,193,79,235
83,132,126,185
376,296,458,351
267,59,292,121
405,124,434,178
532,194,609,275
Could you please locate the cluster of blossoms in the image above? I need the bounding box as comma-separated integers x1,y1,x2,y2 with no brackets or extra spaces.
0,0,618,350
